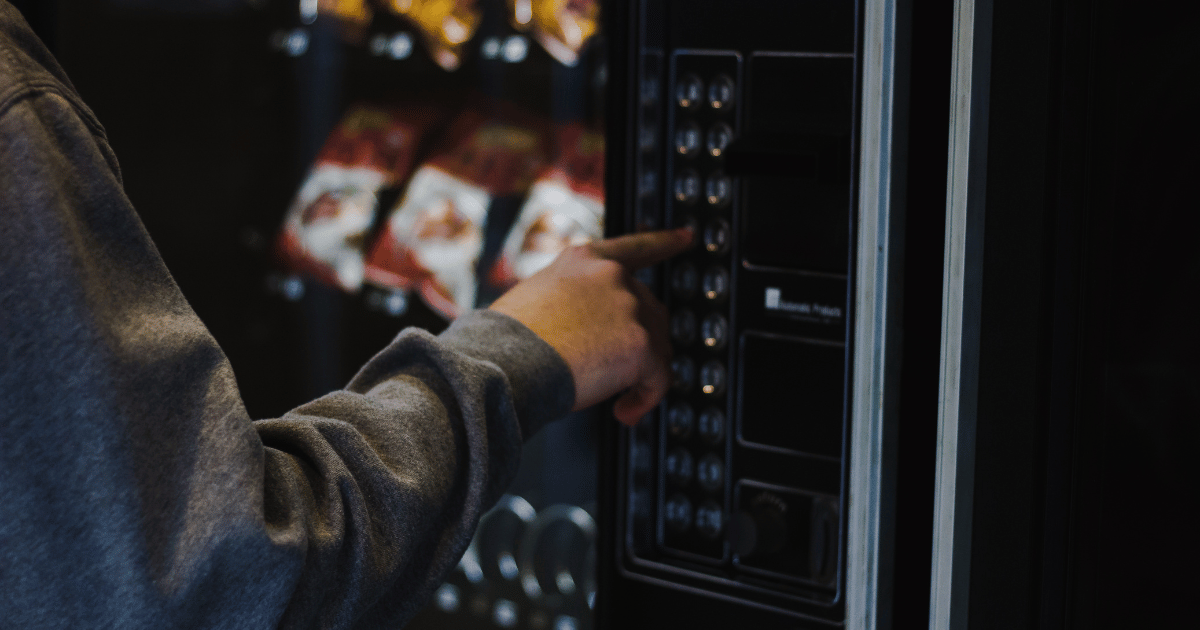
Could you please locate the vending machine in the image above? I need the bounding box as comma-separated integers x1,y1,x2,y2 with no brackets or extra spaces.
31,0,1199,627
595,1,947,628
402,1,952,627
38,0,953,628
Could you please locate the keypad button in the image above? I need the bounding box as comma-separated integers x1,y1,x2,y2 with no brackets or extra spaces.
699,360,727,396
703,218,731,254
698,406,726,445
702,266,730,301
641,78,660,105
695,500,724,539
671,262,698,298
664,446,694,487
700,313,728,349
664,493,694,533
638,170,657,198
670,309,697,346
666,402,695,439
673,169,700,204
705,173,732,207
706,123,734,158
696,453,724,493
675,121,701,157
670,355,695,392
707,74,736,110
630,440,652,477
675,73,703,110
639,126,657,151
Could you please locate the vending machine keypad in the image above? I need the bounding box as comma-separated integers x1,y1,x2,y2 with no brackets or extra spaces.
615,1,859,623
656,51,743,563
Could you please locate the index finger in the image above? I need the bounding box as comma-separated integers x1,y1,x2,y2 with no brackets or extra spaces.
590,227,695,269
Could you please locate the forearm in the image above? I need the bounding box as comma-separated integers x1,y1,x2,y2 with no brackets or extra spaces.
0,83,573,628
251,310,572,627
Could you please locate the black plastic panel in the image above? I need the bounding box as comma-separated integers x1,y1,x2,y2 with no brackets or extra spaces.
737,333,846,459
604,0,860,625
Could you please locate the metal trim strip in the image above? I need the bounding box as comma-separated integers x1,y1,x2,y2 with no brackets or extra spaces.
847,0,899,628
929,0,992,628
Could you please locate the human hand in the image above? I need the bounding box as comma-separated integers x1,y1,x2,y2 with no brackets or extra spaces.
489,228,694,425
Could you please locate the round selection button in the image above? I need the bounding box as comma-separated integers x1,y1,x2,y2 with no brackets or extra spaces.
696,453,724,493
675,121,702,157
708,74,736,110
673,169,700,205
670,309,696,346
671,261,698,298
700,313,728,349
703,218,731,254
638,170,657,198
699,360,727,396
698,406,726,445
666,401,694,439
664,446,694,487
675,73,703,110
638,125,657,151
705,172,732,207
664,493,694,533
695,500,724,540
640,77,660,105
706,123,734,158
702,266,730,301
670,355,695,392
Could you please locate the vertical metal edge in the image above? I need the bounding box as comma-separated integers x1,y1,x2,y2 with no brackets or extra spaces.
848,0,897,628
929,0,991,628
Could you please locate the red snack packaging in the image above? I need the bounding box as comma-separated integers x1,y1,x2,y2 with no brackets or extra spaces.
364,107,550,318
275,104,439,291
489,123,604,289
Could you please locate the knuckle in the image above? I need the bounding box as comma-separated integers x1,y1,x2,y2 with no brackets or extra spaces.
630,325,652,356
593,258,626,282
611,293,638,323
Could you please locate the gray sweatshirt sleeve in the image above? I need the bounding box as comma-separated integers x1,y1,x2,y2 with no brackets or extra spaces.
0,12,575,628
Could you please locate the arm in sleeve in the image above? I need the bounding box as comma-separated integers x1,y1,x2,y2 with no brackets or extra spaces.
0,87,574,629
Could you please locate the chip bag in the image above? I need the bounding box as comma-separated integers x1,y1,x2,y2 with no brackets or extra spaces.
507,0,600,66
384,0,483,70
489,123,604,288
365,107,550,318
275,104,439,291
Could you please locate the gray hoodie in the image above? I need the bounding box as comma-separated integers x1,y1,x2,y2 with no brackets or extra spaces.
0,4,575,628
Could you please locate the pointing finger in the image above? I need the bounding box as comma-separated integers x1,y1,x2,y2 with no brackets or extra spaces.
590,227,694,269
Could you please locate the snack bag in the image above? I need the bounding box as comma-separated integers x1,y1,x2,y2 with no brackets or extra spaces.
489,123,604,288
365,108,550,318
275,104,438,291
507,0,600,66
384,0,483,70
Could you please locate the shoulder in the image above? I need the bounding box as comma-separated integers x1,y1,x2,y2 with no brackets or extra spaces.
1,3,108,141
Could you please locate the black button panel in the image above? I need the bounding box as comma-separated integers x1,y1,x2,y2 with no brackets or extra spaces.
614,2,861,623
655,51,741,563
